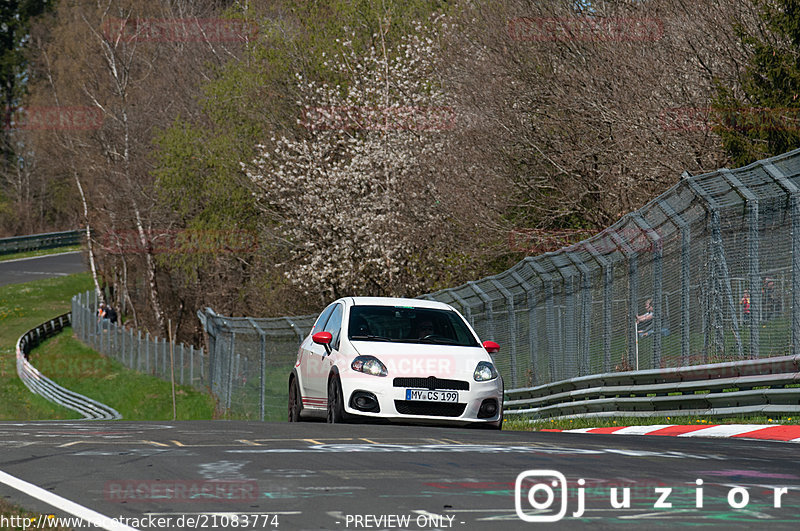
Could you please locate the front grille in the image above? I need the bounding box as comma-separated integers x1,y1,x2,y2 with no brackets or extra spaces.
393,377,469,391
394,401,467,417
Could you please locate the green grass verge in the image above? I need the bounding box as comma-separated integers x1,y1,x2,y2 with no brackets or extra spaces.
0,272,95,419
1,271,216,420
28,328,217,420
504,414,799,431
0,245,82,262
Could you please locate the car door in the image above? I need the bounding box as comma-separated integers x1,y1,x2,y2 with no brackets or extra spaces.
300,303,337,408
308,302,343,400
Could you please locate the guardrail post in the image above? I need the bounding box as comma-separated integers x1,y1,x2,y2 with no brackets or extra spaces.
722,169,760,359
763,162,800,355
489,279,517,387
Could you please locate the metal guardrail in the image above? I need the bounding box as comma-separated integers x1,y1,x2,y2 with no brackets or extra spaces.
15,312,121,420
0,229,83,255
503,355,800,420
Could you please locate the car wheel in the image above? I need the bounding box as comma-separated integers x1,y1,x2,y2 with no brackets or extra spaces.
327,375,347,423
288,377,302,422
494,408,504,430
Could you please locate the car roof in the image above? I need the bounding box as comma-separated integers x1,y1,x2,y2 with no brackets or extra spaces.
346,296,454,311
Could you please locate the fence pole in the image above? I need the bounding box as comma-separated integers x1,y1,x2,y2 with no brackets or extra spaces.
763,162,800,355
685,174,743,359
584,242,613,372
632,213,664,369
657,198,692,365
566,252,592,376
511,271,538,387
227,328,236,411
527,258,557,383
489,279,517,387
609,227,638,369
722,169,760,359
247,318,267,421
447,289,473,326
467,281,494,341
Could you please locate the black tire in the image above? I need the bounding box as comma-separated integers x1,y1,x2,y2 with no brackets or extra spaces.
494,408,504,430
288,377,302,422
326,375,347,423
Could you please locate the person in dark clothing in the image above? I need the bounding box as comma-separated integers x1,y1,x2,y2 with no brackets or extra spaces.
105,306,118,324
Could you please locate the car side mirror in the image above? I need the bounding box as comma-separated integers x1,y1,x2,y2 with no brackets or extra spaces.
482,340,500,354
313,331,333,355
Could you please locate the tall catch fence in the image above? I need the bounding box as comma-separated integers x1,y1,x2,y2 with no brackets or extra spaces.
197,149,800,419
67,150,800,419
197,309,316,421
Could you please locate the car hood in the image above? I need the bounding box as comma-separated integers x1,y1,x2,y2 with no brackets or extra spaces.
349,340,493,380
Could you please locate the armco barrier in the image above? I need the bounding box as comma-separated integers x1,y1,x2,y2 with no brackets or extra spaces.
503,355,800,420
15,312,121,420
0,229,83,255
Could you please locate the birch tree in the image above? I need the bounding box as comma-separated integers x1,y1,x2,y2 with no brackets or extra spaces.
245,20,458,299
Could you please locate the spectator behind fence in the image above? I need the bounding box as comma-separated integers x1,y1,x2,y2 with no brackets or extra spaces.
636,298,654,338
741,290,751,322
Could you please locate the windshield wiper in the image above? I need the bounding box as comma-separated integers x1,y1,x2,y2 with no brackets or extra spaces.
350,335,394,342
414,336,460,345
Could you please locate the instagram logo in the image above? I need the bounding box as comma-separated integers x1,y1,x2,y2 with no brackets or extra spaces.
514,470,570,522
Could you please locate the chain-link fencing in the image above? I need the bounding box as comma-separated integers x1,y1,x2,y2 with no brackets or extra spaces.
196,309,316,421
197,149,800,419
71,290,207,389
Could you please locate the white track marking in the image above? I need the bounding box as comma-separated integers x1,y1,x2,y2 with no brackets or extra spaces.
0,469,138,531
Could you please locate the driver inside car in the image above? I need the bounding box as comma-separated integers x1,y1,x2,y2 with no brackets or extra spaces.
415,319,435,339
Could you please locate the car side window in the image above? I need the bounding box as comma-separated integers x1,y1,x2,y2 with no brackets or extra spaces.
312,303,336,334
323,303,344,350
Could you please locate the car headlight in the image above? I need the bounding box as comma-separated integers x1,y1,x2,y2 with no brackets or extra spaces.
474,361,498,381
351,355,388,377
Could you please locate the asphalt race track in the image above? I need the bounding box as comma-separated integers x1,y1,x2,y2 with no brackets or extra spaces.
0,252,86,287
0,421,799,530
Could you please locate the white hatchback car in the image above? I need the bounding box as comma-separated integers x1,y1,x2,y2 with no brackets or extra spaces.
288,297,504,429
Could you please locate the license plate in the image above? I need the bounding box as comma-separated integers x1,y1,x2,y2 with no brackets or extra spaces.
405,389,459,402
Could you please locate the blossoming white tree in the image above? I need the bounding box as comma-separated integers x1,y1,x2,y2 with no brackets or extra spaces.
244,20,456,299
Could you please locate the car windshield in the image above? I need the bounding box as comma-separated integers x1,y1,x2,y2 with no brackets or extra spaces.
348,305,480,347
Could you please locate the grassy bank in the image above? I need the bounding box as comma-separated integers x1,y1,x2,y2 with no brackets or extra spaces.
1,272,215,420
0,273,94,419
28,329,216,420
